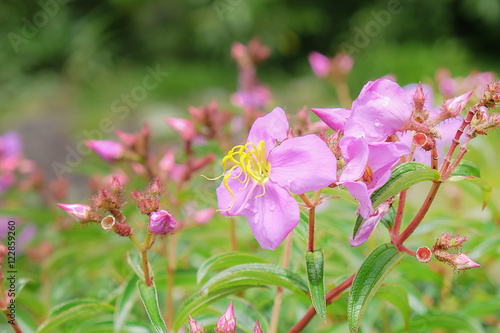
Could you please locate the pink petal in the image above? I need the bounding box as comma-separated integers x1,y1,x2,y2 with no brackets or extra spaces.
246,107,289,154
344,181,372,219
269,135,337,194
244,181,299,250
339,137,369,183
216,168,256,217
345,79,413,141
349,200,391,246
366,141,410,191
311,108,351,132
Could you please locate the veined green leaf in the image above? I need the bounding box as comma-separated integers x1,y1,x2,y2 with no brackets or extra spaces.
306,250,326,322
450,159,481,178
196,252,268,284
114,274,139,332
375,283,410,331
126,252,145,281
448,159,491,208
348,244,405,333
137,280,168,333
405,311,485,333
201,263,308,295
353,162,440,237
294,210,309,244
35,299,114,333
173,285,255,331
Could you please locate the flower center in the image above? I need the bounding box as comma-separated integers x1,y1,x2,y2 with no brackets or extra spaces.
361,164,373,183
220,140,271,210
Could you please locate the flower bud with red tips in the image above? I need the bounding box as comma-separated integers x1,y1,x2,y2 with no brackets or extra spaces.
149,210,176,235
56,203,97,223
189,316,205,333
308,51,330,78
443,91,473,117
215,302,236,333
86,140,124,163
434,250,480,271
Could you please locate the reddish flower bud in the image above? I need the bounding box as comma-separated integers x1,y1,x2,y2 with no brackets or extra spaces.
416,246,432,263
253,319,263,333
443,91,473,117
86,140,124,162
166,118,196,142
149,210,176,235
434,250,480,271
189,316,205,333
56,203,92,223
216,302,236,333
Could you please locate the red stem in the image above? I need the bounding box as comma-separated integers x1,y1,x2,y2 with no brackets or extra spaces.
396,181,441,244
288,274,355,333
308,207,316,252
391,190,407,238
3,311,22,333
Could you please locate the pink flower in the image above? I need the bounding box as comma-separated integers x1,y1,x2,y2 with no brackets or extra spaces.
340,137,410,219
454,253,481,271
216,107,337,250
56,203,92,222
149,210,176,235
311,108,351,132
215,302,236,333
231,85,272,109
166,118,196,141
344,79,413,141
193,208,215,224
443,91,473,117
308,51,330,78
86,140,124,162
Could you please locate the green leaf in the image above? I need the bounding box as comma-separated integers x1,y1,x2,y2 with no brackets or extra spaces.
305,250,326,322
462,299,500,317
15,278,31,299
35,299,114,333
353,162,440,237
196,252,268,284
173,285,254,331
321,187,358,205
348,244,405,333
114,274,139,332
200,263,308,295
450,159,481,178
406,311,485,333
137,280,168,333
380,207,396,230
375,283,410,331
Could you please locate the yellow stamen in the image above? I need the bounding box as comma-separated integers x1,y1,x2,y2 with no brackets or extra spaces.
206,140,271,212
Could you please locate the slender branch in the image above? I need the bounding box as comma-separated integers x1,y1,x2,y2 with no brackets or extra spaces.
3,311,22,333
392,190,407,238
431,147,439,171
229,219,238,251
288,274,355,333
299,193,313,208
142,233,153,287
442,131,473,180
397,182,441,244
270,234,293,333
308,207,316,252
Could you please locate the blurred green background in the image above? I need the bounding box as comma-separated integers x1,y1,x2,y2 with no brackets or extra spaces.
1,0,500,332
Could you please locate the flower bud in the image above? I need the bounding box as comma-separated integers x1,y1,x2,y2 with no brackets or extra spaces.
86,140,124,162
189,316,205,333
215,301,236,333
253,319,263,333
416,246,432,263
149,210,176,235
443,91,473,117
166,118,196,142
56,203,92,223
434,250,480,271
308,51,330,78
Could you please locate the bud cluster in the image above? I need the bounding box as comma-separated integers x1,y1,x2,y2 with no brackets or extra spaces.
429,233,480,272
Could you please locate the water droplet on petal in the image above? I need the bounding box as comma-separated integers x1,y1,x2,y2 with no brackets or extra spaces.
374,119,381,127
270,204,275,212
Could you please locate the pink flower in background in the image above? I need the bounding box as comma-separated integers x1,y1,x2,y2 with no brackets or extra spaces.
193,208,215,224
344,79,413,141
166,118,196,141
216,107,337,250
86,140,124,162
231,85,272,109
339,137,410,219
308,51,330,78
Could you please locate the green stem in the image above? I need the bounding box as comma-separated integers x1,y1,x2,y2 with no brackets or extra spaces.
270,234,293,333
165,234,177,330
3,310,22,333
142,233,153,287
